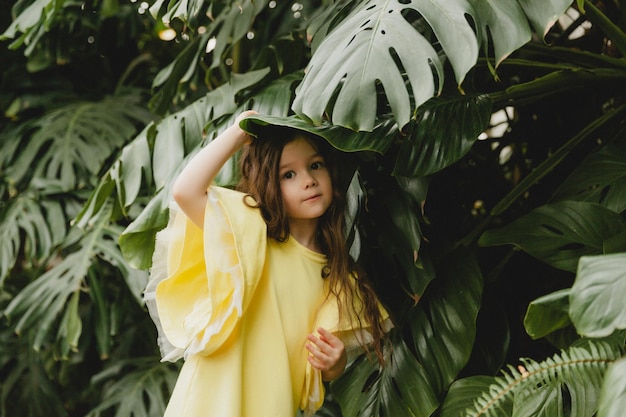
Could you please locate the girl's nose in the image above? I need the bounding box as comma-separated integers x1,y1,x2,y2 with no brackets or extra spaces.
303,172,317,188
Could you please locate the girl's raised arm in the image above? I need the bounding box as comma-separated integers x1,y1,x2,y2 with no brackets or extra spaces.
172,111,257,229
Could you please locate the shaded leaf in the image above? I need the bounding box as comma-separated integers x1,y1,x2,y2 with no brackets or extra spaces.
3,214,140,353
0,192,68,285
333,332,439,417
86,359,179,417
570,253,626,338
552,144,626,214
393,95,492,177
524,289,572,340
409,248,484,393
334,249,483,416
439,376,502,417
241,114,398,154
4,94,153,191
479,201,626,272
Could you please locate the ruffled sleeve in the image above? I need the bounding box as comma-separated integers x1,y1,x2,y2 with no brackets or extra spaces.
144,186,267,362
300,277,393,415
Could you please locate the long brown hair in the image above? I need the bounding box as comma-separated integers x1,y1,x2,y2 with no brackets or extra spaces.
236,126,386,363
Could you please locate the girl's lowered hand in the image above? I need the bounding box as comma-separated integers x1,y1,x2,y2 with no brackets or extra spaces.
306,327,347,381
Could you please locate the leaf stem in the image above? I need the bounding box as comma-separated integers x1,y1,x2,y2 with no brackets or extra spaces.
582,0,626,57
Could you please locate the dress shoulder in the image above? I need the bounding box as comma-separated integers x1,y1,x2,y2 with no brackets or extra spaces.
145,186,267,362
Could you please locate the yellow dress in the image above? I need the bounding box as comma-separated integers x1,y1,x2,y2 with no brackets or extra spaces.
144,186,388,417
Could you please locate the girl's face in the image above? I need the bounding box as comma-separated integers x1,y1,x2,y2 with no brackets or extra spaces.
278,136,333,223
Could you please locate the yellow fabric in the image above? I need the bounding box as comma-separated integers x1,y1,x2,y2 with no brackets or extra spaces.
148,186,389,417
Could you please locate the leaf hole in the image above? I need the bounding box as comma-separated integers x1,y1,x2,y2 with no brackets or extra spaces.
598,185,611,204
464,13,477,36
540,223,564,236
362,370,380,393
558,243,586,251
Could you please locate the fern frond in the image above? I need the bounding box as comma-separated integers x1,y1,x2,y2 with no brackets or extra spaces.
463,340,622,417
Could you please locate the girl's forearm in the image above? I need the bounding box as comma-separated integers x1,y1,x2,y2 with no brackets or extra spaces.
172,112,255,228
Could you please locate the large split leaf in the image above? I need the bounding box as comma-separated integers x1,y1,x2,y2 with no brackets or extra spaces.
294,0,575,131
333,249,483,416
4,93,153,191
293,0,477,131
479,201,626,272
0,191,68,285
333,333,440,417
75,68,270,231
470,0,575,66
3,215,147,358
470,0,531,67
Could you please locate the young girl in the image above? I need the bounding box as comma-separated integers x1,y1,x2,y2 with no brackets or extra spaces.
145,111,390,417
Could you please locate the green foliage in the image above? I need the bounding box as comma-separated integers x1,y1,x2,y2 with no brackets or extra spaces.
293,0,573,131
2,0,626,416
440,339,624,417
570,253,626,338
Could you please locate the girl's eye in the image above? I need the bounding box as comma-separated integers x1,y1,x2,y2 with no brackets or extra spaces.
311,161,325,170
282,171,295,180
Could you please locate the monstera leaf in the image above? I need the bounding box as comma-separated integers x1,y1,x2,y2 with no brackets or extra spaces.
0,190,68,286
332,249,483,417
3,93,153,191
293,0,475,131
552,144,626,214
293,0,575,131
479,201,626,272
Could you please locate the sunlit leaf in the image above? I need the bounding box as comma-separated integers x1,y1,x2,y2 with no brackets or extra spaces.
598,358,626,417
519,0,577,39
570,253,626,338
294,0,479,131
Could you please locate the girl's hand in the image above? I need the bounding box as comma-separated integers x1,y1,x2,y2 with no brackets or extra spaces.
235,110,258,145
306,327,347,381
